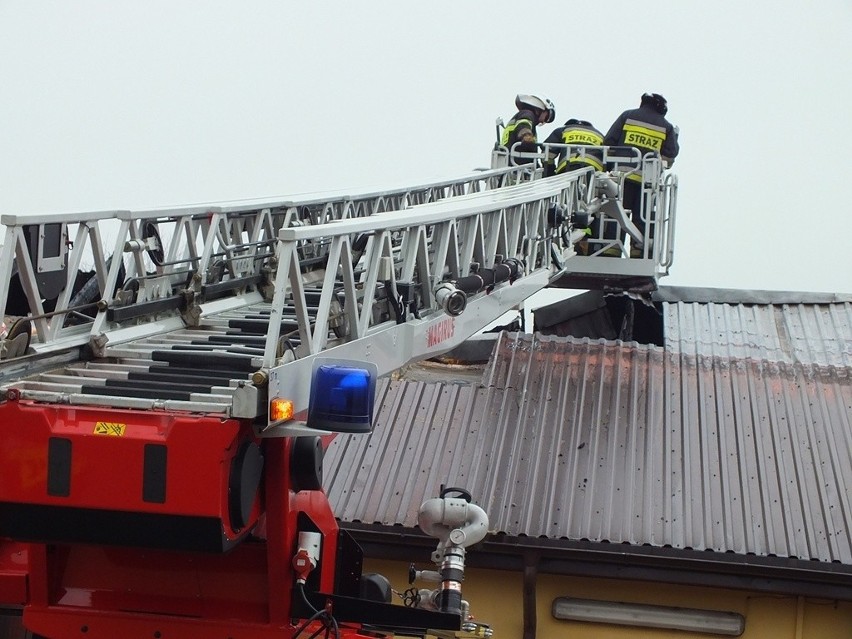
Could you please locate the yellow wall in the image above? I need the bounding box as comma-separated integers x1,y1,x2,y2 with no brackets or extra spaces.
365,558,852,638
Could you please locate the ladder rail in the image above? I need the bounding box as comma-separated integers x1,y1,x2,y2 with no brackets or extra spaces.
0,167,534,358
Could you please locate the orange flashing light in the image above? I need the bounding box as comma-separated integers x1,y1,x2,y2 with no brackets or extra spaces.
270,398,295,422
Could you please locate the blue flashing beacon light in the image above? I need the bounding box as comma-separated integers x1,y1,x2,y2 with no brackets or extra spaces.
307,359,378,433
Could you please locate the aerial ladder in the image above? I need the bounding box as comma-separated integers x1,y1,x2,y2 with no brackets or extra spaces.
0,154,676,639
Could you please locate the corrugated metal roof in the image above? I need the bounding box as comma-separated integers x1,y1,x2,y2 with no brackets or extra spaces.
323,299,852,568
665,300,852,366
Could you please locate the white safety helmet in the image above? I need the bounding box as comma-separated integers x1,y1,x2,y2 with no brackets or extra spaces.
515,94,556,123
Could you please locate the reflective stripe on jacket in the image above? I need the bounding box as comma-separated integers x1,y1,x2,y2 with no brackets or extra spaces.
543,122,604,173
603,105,679,181
500,109,539,164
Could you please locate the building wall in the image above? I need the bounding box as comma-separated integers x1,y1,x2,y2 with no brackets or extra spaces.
365,559,852,638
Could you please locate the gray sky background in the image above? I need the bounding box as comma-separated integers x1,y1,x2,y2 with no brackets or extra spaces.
0,1,850,295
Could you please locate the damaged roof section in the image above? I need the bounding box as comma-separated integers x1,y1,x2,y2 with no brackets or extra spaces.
533,286,852,362
532,289,665,345
323,287,852,585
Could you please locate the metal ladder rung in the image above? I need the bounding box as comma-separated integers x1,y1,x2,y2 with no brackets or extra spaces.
67,362,156,373
227,318,300,334
80,385,195,401
150,349,259,372
128,369,245,386
92,378,218,394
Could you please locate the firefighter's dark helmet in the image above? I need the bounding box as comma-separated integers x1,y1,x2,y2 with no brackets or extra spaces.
641,93,668,116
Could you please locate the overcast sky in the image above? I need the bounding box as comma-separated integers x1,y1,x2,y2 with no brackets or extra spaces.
0,1,850,295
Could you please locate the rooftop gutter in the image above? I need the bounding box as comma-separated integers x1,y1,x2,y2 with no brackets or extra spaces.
341,522,852,602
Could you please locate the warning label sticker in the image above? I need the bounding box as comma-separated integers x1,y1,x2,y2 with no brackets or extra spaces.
93,422,126,437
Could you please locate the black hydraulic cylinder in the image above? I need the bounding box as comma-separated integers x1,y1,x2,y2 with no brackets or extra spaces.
454,262,514,295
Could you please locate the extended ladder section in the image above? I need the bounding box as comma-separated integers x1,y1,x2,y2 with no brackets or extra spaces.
0,167,532,358
0,158,676,428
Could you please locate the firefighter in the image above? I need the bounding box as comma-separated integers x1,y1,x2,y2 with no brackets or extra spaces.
499,94,556,166
543,118,605,177
542,119,606,255
603,93,679,257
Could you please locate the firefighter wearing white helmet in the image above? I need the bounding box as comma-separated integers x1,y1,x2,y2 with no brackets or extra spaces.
499,94,556,165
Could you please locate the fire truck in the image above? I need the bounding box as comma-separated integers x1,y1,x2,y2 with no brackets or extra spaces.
0,143,677,638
